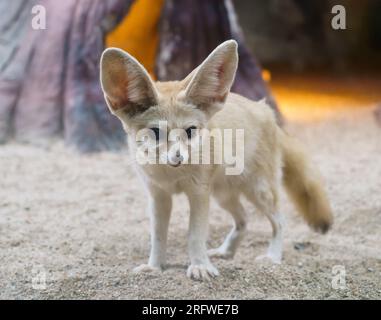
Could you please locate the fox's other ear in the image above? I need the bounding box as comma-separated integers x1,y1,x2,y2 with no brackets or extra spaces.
100,48,158,117
181,40,238,117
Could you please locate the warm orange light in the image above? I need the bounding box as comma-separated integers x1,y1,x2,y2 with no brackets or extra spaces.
270,73,381,122
106,0,165,79
262,69,271,82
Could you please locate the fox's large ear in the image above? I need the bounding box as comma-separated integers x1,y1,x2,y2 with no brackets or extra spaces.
180,40,238,117
100,48,159,117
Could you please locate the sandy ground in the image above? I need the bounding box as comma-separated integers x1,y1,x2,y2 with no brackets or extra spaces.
0,107,380,300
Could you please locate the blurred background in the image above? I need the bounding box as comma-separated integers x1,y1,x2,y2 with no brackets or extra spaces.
0,0,380,152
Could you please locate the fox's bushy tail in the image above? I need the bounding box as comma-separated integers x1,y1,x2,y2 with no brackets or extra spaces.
280,130,333,233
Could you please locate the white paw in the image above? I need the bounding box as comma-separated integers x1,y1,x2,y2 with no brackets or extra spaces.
255,254,281,265
187,263,219,281
133,264,162,274
208,248,234,260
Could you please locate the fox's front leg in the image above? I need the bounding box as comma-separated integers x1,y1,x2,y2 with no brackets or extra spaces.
134,186,172,273
187,192,219,280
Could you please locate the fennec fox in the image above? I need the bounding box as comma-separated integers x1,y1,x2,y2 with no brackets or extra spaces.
100,40,333,281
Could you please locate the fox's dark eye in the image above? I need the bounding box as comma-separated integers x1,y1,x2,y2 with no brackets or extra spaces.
185,126,197,139
150,128,161,141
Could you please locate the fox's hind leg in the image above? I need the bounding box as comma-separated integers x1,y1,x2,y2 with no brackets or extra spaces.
208,194,247,260
255,211,284,264
245,179,284,264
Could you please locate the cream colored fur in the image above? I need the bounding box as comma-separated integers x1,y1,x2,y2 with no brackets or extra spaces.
100,40,333,281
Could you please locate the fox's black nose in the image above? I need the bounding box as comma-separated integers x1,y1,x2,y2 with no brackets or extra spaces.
175,150,184,162
168,150,184,167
